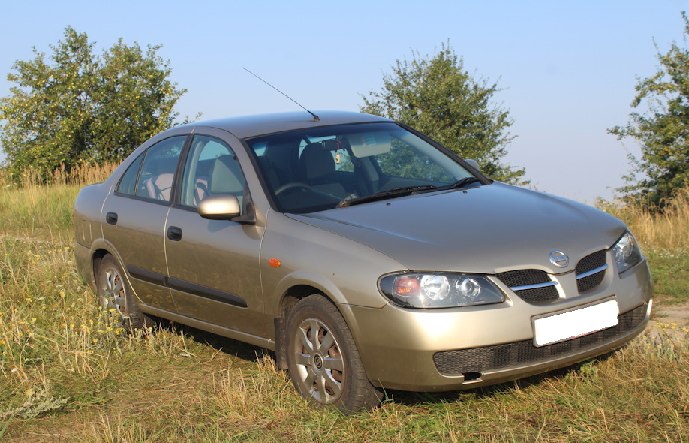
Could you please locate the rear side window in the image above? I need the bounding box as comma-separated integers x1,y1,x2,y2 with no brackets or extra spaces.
134,137,186,202
116,154,144,195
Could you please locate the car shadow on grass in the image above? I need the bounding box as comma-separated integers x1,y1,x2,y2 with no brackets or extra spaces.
151,316,270,364
147,316,620,409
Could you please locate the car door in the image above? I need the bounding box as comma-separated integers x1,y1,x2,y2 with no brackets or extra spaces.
164,134,266,336
101,135,188,312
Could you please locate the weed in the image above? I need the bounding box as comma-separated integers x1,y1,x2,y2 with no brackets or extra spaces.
0,164,688,441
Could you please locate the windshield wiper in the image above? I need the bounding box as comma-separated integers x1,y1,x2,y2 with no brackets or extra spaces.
443,176,481,190
337,185,438,208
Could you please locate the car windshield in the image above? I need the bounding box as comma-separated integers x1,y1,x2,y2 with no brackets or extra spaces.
247,122,477,214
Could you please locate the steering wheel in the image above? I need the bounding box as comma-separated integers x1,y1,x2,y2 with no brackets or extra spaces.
275,182,312,196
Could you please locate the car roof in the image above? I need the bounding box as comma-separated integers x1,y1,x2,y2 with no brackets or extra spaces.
180,110,392,139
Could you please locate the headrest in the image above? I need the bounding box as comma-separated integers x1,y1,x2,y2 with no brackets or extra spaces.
300,144,335,180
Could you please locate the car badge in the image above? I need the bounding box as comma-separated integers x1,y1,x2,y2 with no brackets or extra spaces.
549,250,569,268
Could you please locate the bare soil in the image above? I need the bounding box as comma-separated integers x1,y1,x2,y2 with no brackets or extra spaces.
650,301,689,327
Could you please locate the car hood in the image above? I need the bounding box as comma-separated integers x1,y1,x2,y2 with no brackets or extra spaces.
291,183,627,274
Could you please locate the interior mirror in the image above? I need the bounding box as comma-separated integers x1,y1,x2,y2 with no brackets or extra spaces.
198,194,241,220
465,159,480,172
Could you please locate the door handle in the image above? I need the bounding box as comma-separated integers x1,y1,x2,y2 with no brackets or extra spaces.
106,212,118,225
167,226,183,241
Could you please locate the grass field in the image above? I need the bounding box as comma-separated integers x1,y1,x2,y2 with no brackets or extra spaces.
1,173,688,442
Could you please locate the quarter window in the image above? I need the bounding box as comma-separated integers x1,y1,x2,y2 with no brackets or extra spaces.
116,153,144,195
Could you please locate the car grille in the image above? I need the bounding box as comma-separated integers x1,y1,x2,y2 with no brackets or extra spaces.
495,249,609,304
576,250,607,293
495,270,559,303
433,304,646,376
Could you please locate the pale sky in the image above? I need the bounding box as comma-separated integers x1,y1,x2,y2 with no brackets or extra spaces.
1,0,687,202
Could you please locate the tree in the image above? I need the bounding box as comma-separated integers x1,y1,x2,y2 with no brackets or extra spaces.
360,42,526,184
609,13,689,207
0,27,187,182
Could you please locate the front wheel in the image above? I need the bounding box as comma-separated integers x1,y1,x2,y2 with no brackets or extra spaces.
285,295,382,412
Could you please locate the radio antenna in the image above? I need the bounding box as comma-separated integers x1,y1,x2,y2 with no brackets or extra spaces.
243,68,320,122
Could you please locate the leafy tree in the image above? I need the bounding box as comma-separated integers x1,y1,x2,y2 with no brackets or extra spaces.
360,42,526,184
0,27,187,182
609,13,689,207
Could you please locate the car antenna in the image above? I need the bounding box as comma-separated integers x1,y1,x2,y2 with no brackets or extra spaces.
243,68,320,122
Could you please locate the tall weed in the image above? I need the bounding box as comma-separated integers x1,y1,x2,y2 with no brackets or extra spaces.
599,187,689,253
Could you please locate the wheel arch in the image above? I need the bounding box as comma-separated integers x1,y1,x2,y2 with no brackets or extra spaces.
92,248,109,279
85,238,130,295
273,278,346,370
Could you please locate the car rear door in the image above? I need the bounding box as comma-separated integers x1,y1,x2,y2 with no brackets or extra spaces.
101,135,188,312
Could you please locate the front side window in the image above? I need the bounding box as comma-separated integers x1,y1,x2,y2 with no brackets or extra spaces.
134,136,186,202
180,136,246,208
247,122,475,214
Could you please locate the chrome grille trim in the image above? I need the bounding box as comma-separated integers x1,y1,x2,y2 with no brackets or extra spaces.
510,281,559,292
495,270,560,303
576,264,608,280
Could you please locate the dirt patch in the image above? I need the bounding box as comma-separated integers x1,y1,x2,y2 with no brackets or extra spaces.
646,301,689,340
650,301,689,327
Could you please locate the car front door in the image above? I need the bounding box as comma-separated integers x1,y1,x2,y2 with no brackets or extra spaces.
164,134,266,337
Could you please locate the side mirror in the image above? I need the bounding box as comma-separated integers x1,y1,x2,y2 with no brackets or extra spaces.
465,159,480,172
198,194,241,220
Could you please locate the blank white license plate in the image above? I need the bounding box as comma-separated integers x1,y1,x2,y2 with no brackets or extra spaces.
533,298,619,347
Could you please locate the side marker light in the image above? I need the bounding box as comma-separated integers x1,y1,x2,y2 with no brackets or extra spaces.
269,258,281,268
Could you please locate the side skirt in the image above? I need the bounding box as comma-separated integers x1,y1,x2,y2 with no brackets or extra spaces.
140,304,276,351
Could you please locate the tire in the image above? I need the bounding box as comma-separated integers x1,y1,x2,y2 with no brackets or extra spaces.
285,295,382,412
97,255,155,331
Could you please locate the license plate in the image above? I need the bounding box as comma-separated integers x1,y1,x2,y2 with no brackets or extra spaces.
532,298,619,347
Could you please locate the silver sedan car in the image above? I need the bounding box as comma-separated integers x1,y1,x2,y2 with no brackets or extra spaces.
73,111,653,411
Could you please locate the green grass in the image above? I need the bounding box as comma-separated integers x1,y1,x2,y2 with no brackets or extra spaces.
644,247,689,304
1,183,688,442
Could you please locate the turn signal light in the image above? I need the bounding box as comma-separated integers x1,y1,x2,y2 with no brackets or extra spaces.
395,277,420,296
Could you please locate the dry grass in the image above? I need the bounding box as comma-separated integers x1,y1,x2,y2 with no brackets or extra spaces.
599,188,689,304
599,187,689,253
0,163,688,441
0,161,117,189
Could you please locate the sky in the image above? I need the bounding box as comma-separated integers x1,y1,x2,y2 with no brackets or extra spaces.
1,0,687,202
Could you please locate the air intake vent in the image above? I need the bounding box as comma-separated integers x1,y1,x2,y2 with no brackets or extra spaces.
576,250,607,293
433,304,646,376
495,270,559,304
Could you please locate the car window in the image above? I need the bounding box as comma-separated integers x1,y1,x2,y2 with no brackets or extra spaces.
180,136,246,208
134,136,186,202
298,137,354,173
247,122,473,214
116,153,144,195
375,136,455,183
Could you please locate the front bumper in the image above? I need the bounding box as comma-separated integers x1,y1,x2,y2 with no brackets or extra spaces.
342,258,653,391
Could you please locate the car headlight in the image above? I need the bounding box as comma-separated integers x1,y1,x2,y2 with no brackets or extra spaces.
612,230,643,275
379,273,505,309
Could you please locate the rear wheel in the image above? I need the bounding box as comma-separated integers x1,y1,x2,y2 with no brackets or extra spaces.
97,255,154,331
285,295,382,412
